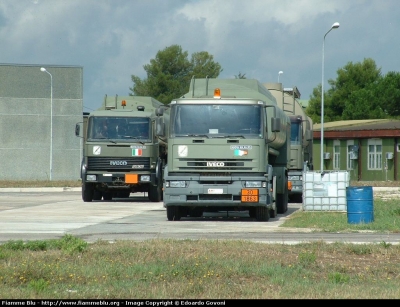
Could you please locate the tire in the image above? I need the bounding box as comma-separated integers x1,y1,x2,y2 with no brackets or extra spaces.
148,183,162,202
166,206,181,221
82,183,94,202
269,207,277,218
249,207,256,218
93,190,102,201
290,194,303,203
277,182,289,214
255,206,270,221
103,192,113,201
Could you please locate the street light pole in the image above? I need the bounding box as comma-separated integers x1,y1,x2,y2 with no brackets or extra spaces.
40,67,53,181
278,71,283,82
321,22,339,172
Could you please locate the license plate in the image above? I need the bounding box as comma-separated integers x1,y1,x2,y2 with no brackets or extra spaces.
241,195,259,202
125,174,138,183
208,188,223,194
241,189,259,202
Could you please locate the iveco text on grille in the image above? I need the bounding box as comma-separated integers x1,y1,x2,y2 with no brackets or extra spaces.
207,162,225,167
110,161,128,166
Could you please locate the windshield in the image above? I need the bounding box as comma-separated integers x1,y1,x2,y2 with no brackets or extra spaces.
170,104,263,138
88,116,150,141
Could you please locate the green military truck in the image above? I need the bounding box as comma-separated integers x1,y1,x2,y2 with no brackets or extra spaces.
161,78,291,221
265,83,313,203
75,95,169,202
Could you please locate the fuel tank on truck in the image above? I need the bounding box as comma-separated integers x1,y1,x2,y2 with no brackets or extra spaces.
265,82,313,147
184,78,290,151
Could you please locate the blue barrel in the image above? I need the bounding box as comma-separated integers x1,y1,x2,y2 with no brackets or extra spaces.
346,186,374,224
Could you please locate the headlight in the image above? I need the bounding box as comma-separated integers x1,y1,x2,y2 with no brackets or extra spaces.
140,175,151,182
86,175,97,181
169,181,186,188
245,181,262,188
288,175,300,181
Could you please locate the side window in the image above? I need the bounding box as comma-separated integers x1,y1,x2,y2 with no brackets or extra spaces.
333,140,340,170
347,140,354,170
368,139,382,170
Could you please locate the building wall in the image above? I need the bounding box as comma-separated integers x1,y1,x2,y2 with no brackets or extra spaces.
0,64,83,181
313,137,399,182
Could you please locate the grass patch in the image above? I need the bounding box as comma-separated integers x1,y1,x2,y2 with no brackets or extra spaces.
0,237,399,299
282,198,400,232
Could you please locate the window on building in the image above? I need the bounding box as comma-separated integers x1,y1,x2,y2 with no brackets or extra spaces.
368,139,382,170
333,140,340,170
347,141,354,170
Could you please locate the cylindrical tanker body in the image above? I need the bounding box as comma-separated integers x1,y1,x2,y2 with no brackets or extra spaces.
264,82,314,201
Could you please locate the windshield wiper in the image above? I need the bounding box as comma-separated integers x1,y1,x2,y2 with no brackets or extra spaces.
211,135,245,139
122,136,146,144
187,134,209,138
94,137,117,144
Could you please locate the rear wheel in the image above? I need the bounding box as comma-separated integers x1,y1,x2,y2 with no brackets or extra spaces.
166,206,181,221
82,183,94,202
269,206,277,218
290,194,302,203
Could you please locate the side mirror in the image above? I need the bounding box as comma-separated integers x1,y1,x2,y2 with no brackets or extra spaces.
271,117,281,132
305,129,312,141
156,107,164,117
156,117,165,137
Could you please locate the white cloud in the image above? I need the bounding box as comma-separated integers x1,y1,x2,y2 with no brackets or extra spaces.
1,0,399,110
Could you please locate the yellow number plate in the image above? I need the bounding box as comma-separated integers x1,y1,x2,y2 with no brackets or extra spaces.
241,189,259,202
241,195,259,202
125,174,138,183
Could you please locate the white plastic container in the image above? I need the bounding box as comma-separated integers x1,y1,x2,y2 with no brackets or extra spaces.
302,171,350,211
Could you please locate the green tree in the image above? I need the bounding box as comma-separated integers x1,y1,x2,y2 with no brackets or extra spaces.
130,45,222,104
306,58,383,123
373,71,400,118
329,58,381,121
342,86,385,120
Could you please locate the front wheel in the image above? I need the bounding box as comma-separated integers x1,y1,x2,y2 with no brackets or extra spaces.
103,192,113,201
277,179,289,214
93,190,102,201
149,183,162,202
166,206,181,221
255,206,270,221
82,183,94,202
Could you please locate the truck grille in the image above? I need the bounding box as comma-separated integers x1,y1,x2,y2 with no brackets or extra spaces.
178,158,252,171
87,157,151,172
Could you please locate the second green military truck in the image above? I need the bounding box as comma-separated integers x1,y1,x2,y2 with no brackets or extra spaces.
76,95,169,202
161,78,291,221
265,83,313,203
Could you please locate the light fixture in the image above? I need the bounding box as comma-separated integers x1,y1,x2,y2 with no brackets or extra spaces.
320,22,339,171
40,67,53,180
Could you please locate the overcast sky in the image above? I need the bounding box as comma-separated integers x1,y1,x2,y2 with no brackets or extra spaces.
1,0,399,112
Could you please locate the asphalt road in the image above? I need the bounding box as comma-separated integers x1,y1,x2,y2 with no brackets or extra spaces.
1,188,399,245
